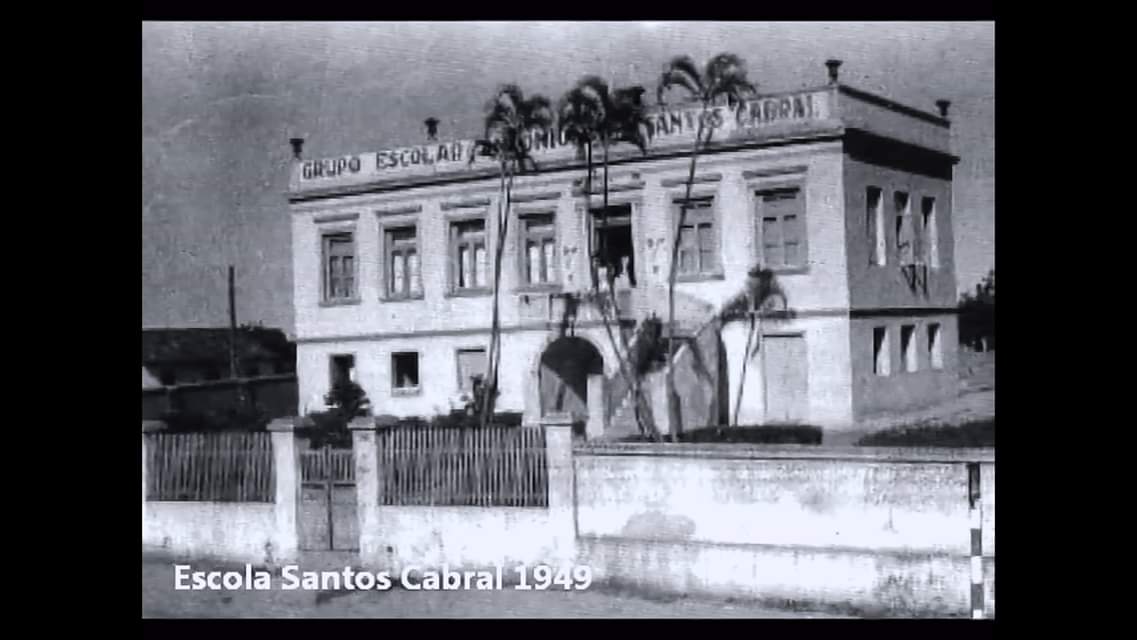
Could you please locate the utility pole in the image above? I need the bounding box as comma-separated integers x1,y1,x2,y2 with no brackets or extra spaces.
229,265,249,410
228,265,238,379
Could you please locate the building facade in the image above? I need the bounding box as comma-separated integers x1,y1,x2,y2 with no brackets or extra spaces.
288,62,959,434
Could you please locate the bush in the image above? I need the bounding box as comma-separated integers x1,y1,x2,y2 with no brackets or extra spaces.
619,424,823,445
856,419,995,447
300,381,371,448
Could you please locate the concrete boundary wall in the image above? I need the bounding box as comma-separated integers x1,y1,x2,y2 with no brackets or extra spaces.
140,419,300,566
572,442,994,617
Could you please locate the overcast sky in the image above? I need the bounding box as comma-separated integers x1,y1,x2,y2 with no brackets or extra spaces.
142,21,994,335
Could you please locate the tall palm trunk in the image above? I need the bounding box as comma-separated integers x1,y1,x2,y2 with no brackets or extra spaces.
592,136,652,438
666,108,708,440
481,162,511,428
732,312,756,427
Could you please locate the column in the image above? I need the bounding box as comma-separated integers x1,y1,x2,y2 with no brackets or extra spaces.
586,374,605,440
350,416,380,568
141,420,165,542
267,418,301,565
541,414,577,566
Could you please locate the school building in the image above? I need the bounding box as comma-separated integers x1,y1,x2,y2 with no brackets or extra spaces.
286,60,959,435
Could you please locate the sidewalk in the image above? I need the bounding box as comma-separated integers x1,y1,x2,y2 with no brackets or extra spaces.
142,555,848,618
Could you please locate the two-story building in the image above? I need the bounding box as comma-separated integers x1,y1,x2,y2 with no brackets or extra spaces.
287,60,959,436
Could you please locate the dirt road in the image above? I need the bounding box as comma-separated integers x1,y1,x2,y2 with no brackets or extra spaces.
142,555,846,618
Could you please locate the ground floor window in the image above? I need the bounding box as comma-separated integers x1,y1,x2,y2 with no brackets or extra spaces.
872,327,890,376
392,352,420,393
927,323,943,369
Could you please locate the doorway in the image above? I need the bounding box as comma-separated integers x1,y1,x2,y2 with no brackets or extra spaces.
539,336,604,423
591,205,636,287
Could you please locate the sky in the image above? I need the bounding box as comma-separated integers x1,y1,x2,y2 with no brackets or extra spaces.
141,21,994,336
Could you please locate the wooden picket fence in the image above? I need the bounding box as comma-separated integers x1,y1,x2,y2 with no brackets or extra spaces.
145,432,275,502
376,426,548,507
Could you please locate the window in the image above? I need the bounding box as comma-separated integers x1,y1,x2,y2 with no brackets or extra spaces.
927,323,943,370
872,327,890,376
392,352,420,392
456,348,488,391
204,367,222,381
385,225,422,299
867,186,885,266
757,187,806,270
675,198,719,277
521,213,557,285
330,354,355,387
159,368,177,386
922,197,939,268
901,324,917,373
450,219,488,292
894,192,914,266
322,232,357,302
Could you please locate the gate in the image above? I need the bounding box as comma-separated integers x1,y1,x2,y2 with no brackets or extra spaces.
298,446,358,551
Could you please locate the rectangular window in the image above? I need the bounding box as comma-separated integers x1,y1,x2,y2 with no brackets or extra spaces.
322,232,357,302
675,197,718,276
867,186,885,266
922,197,939,268
330,354,355,388
385,225,421,299
894,191,914,266
756,187,806,270
392,352,420,392
872,327,890,376
901,324,917,372
450,219,488,292
456,348,488,391
521,213,557,285
927,323,943,370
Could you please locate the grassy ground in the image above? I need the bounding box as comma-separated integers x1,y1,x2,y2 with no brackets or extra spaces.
141,554,848,618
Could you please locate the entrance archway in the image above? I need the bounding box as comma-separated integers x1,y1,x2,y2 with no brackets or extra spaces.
538,336,604,421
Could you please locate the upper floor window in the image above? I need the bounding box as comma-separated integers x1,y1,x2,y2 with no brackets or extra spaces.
450,218,488,292
756,187,806,270
894,191,914,266
675,197,719,277
866,186,886,266
921,197,939,269
385,225,422,299
322,232,357,302
521,213,557,286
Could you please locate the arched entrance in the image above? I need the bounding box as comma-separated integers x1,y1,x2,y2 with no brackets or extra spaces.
538,336,604,421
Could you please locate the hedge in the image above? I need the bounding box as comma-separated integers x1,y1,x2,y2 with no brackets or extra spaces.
855,419,995,447
619,424,823,445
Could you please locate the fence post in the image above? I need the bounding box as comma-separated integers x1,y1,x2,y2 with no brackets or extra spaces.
967,461,984,619
350,416,378,568
541,413,577,566
141,420,165,541
267,418,300,566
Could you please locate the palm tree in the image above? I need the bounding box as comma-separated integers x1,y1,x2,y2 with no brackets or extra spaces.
657,53,757,439
471,84,554,428
718,266,787,427
558,76,655,438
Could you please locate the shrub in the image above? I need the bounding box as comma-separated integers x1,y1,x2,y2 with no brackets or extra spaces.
856,419,995,447
300,381,372,448
618,424,823,445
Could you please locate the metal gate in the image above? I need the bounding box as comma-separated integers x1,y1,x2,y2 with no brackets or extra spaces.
299,446,358,551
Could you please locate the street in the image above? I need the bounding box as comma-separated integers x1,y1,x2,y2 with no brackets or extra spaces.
142,555,848,618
